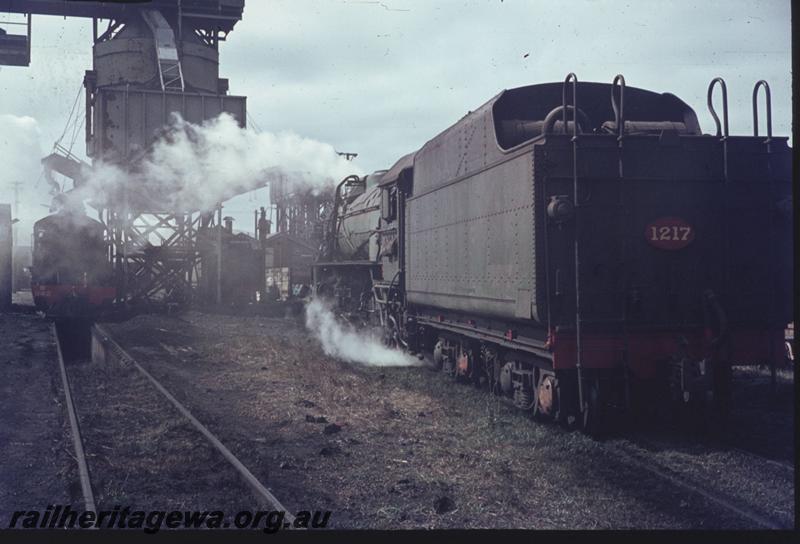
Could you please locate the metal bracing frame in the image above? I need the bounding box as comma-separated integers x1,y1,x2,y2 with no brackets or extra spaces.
93,18,124,43
105,208,212,305
193,27,230,49
271,187,333,244
275,198,321,241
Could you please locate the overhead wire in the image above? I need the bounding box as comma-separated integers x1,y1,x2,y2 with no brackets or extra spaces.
54,82,84,150
67,102,86,156
246,111,263,133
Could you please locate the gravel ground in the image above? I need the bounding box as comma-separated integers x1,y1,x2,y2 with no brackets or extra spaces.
726,365,794,463
66,349,264,519
0,307,77,527
94,310,794,529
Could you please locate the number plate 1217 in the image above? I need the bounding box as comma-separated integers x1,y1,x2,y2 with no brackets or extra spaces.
645,216,695,250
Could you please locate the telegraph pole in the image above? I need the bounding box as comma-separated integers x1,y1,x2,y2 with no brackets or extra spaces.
11,181,21,247
337,152,358,161
9,181,21,294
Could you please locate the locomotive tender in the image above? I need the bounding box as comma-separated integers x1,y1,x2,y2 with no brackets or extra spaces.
313,75,793,433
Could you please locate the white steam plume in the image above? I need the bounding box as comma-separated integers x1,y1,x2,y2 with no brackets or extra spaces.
78,112,360,211
305,298,420,367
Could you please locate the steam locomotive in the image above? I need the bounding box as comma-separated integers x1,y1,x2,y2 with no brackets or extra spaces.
31,210,115,318
313,75,793,434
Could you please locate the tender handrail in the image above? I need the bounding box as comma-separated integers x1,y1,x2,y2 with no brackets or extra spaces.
752,80,772,140
562,73,579,139
707,77,729,138
611,74,626,140
563,72,584,417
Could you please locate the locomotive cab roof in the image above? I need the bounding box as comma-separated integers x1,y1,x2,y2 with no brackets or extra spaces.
379,152,415,187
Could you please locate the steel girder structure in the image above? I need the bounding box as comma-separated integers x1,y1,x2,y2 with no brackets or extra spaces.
105,207,220,306
270,182,333,245
107,209,195,305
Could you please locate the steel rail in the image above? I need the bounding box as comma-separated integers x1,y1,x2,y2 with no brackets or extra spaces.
729,447,794,475
416,322,788,529
629,433,794,476
52,323,98,518
603,440,789,530
93,324,295,525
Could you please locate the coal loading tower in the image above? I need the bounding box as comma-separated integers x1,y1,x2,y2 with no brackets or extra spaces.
0,0,247,307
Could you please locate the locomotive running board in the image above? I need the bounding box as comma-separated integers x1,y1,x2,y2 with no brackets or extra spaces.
415,315,553,361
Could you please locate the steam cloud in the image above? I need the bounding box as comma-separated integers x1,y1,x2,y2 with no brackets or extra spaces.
77,112,360,212
305,298,420,367
0,114,48,243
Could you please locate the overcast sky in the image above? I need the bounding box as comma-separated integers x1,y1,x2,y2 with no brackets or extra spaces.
0,0,792,240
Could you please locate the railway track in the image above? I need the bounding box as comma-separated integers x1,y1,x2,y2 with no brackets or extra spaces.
54,317,792,530
52,322,293,527
52,323,97,519
601,438,793,530
473,367,794,529
728,447,794,475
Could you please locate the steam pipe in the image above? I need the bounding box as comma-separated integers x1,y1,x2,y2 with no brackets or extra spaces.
542,105,589,135
328,175,360,260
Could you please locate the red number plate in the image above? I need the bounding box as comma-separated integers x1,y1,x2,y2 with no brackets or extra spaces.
645,216,695,250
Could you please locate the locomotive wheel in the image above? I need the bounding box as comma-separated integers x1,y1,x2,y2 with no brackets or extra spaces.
552,372,574,426
490,357,504,396
441,357,455,378
453,351,471,383
534,373,557,421
441,351,457,379
432,340,445,371
472,353,492,389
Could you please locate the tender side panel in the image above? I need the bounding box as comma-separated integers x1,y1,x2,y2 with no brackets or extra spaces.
405,150,537,320
411,99,497,195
